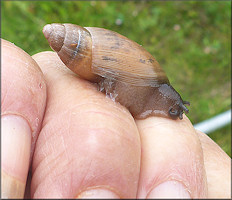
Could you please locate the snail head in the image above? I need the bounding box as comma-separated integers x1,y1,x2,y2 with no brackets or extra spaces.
157,84,190,120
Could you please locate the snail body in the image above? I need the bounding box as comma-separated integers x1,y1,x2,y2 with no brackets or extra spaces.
43,23,190,119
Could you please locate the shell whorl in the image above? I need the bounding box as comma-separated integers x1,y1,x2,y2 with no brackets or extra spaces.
43,23,98,82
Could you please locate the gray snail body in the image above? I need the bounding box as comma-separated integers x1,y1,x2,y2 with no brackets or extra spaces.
43,23,190,119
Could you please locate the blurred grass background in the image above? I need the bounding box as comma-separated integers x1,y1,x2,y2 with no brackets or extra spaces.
2,1,231,156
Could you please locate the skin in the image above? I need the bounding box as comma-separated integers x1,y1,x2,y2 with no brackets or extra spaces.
1,39,231,198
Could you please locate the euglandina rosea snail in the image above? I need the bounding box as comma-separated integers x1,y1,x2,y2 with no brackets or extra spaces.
43,23,190,120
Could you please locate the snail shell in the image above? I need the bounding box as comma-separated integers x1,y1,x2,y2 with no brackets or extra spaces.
43,23,190,119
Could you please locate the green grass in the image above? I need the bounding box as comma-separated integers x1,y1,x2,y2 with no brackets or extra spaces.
2,1,231,156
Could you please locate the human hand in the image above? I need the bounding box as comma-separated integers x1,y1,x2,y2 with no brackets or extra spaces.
1,39,231,198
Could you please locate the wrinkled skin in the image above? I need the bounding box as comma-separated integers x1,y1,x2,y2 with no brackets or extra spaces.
1,39,231,199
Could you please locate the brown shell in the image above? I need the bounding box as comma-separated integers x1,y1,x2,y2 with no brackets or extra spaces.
86,27,169,87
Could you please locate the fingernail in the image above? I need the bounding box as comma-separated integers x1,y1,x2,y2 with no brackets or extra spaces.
77,188,120,199
1,171,26,199
1,115,31,198
147,180,191,198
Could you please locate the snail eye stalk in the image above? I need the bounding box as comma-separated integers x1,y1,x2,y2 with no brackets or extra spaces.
181,104,189,114
183,101,190,105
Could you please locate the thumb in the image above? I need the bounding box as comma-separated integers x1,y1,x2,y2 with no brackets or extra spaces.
1,39,46,198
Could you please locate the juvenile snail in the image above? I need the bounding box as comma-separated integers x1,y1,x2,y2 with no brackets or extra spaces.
43,23,190,120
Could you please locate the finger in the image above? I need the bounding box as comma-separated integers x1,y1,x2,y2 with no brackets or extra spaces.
1,39,46,198
136,116,208,198
197,130,231,198
31,52,141,198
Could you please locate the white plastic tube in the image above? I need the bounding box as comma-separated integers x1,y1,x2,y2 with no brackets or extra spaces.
194,110,231,134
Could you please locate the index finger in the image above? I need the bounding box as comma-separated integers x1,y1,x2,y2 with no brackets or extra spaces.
31,52,141,198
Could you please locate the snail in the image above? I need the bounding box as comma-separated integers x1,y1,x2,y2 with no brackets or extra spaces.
43,23,190,120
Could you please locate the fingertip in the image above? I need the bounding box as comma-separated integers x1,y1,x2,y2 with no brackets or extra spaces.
3,38,47,137
136,115,207,198
2,38,47,138
32,51,70,76
32,51,58,65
